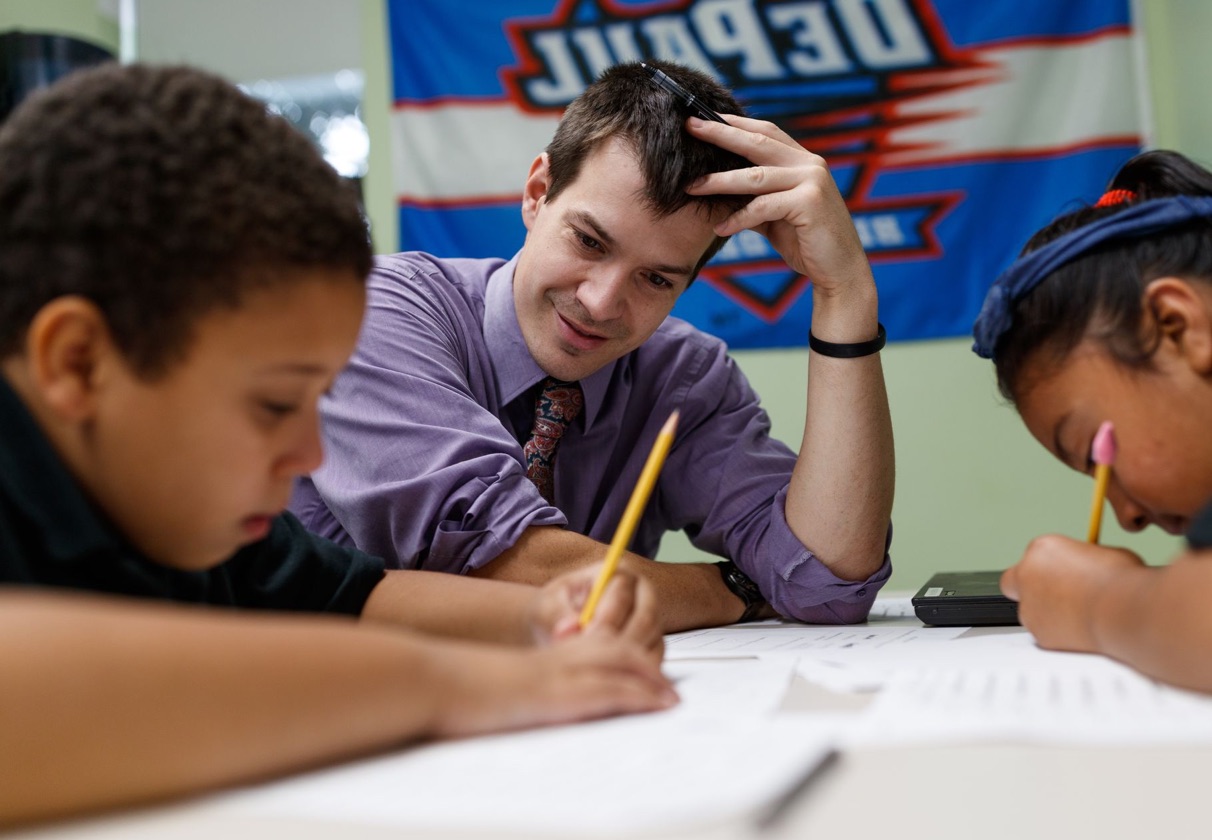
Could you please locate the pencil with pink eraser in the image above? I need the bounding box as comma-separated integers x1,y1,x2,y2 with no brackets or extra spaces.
1087,421,1116,543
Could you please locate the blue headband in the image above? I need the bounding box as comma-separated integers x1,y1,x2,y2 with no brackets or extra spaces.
971,195,1212,359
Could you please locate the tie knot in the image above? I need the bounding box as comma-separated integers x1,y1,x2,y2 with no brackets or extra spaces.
535,377,584,427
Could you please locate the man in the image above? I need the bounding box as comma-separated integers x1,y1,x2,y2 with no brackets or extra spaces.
290,60,894,631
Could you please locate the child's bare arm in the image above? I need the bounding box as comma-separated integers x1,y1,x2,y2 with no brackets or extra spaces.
1088,549,1212,693
0,589,675,829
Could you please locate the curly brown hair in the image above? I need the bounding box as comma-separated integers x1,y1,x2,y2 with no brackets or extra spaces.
0,62,372,377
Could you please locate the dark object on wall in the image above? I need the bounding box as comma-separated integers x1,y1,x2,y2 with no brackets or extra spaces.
0,30,114,124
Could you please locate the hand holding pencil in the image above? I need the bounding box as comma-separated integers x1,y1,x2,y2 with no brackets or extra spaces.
579,411,680,627
533,565,664,657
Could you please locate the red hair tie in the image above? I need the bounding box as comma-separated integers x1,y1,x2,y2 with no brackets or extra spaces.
1095,188,1136,208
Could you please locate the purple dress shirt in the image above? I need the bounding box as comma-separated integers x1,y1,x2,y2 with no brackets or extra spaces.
290,252,891,622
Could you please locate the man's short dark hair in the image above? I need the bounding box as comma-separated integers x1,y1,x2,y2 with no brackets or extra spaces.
0,62,372,377
544,60,752,275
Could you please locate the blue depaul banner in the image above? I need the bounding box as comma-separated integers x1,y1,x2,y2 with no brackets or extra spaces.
385,0,1145,348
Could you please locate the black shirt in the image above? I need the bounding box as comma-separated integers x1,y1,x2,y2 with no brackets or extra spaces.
0,377,385,614
1187,500,1212,550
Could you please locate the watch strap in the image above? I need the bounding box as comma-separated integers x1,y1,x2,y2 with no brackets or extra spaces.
808,322,886,358
716,560,767,623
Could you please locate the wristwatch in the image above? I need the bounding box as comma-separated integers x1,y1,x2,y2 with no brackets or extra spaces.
716,560,767,623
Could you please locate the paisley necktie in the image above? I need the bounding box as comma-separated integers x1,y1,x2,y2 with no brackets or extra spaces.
522,377,584,503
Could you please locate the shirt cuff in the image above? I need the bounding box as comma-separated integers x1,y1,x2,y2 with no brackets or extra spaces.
737,487,893,623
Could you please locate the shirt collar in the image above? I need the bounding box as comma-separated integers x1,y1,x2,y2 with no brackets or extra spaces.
0,375,128,563
483,255,618,430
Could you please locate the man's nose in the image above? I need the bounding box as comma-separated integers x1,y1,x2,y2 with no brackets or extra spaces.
575,266,629,322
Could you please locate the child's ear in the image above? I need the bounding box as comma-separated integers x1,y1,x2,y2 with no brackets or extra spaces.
1145,277,1212,375
520,153,551,230
25,296,115,421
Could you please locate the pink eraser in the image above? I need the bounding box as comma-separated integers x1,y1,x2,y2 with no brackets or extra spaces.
1092,421,1117,466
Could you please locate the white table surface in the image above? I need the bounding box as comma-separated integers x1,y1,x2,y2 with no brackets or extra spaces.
12,598,1209,840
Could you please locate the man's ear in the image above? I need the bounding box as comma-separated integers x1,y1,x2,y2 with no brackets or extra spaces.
24,296,115,421
1145,277,1212,375
520,153,551,231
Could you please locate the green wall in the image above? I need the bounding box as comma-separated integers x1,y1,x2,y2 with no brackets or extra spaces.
0,0,117,51
360,0,396,255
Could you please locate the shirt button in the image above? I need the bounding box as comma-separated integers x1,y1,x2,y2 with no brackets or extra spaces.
857,588,867,596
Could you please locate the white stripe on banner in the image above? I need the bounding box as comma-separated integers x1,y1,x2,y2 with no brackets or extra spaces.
393,34,1137,206
884,35,1141,166
391,105,559,206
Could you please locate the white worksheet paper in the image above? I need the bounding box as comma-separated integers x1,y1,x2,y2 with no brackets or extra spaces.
209,659,837,837
850,653,1212,745
666,616,1212,746
665,621,967,658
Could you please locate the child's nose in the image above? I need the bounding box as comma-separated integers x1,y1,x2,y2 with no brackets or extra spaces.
280,413,325,477
1107,485,1149,533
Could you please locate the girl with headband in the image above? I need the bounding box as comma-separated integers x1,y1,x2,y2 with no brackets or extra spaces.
972,149,1212,694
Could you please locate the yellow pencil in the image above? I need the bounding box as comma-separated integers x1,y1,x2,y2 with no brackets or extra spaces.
579,410,680,627
1087,421,1116,543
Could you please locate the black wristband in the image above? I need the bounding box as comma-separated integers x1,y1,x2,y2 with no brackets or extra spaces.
808,322,886,358
716,560,767,623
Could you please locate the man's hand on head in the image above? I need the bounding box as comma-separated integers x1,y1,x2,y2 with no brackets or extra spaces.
683,114,875,309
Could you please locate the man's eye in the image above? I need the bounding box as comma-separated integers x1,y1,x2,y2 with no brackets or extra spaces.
576,231,602,251
647,273,673,290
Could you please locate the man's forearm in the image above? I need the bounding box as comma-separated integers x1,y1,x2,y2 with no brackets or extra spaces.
361,569,541,645
786,294,895,581
471,526,744,631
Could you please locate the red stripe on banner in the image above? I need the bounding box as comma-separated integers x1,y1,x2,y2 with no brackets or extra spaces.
398,194,523,210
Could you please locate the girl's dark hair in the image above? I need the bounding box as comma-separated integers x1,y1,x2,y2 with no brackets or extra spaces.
994,150,1212,402
0,62,372,378
544,60,752,277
